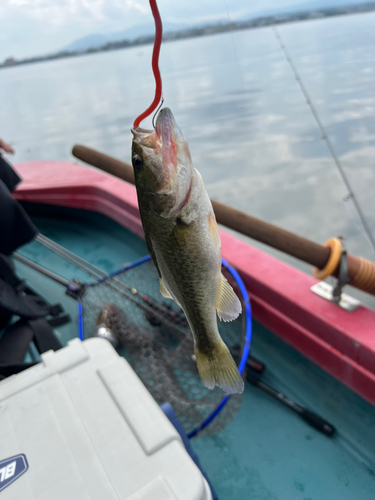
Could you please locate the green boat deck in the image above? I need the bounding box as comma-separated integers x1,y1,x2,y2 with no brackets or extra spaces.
14,205,375,500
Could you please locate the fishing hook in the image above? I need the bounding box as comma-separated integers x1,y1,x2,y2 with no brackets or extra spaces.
152,96,164,129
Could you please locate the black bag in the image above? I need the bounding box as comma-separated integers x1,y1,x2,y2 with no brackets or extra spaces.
0,256,70,379
0,157,69,379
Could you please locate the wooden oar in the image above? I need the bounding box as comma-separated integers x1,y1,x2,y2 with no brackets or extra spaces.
72,144,375,296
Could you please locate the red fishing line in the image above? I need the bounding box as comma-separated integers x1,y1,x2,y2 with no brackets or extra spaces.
133,0,163,128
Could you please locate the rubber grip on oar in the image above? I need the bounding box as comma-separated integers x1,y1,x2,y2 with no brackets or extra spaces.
299,408,335,437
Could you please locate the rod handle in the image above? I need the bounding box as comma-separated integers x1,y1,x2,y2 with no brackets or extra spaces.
348,255,375,295
299,408,335,436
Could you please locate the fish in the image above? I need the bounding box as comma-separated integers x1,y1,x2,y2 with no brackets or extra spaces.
131,108,244,394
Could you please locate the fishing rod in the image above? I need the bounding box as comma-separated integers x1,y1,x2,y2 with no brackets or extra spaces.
71,144,375,297
246,369,335,437
273,26,375,254
228,344,335,436
18,237,261,366
13,252,70,287
21,235,191,338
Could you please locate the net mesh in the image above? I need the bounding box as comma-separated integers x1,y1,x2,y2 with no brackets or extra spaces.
81,258,246,434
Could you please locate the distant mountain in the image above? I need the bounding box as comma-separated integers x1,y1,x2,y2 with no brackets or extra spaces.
64,34,110,53
63,22,190,53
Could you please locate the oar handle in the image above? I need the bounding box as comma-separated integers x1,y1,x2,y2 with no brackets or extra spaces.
73,144,135,185
72,144,375,297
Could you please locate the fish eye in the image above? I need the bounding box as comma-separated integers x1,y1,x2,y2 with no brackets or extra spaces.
132,155,143,169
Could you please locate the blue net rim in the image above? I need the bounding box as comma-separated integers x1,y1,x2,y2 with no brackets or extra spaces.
76,254,253,438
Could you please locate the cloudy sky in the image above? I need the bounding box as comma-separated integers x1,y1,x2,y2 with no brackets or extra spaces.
0,0,357,61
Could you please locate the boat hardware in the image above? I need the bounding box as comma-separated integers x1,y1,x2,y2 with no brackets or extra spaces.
246,369,336,437
66,279,86,300
310,282,361,312
311,239,361,312
332,237,350,304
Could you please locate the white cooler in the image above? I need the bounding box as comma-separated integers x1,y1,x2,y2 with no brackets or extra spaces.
0,338,212,500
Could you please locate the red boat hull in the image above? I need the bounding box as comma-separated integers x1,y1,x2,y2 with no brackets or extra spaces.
14,160,375,404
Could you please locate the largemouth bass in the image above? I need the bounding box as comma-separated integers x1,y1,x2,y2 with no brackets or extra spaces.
131,108,244,394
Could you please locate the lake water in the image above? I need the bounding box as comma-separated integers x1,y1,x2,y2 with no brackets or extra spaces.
2,11,375,307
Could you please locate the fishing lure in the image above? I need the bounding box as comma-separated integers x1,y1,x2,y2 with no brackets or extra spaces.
133,0,163,128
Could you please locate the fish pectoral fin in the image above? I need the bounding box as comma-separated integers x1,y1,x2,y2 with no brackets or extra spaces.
216,274,242,322
208,212,221,248
195,339,244,394
145,234,162,278
159,279,173,299
159,279,182,307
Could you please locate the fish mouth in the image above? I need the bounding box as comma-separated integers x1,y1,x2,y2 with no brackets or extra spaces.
155,107,173,143
155,107,184,144
131,126,153,142
154,107,186,168
131,108,183,147
131,108,175,144
131,124,160,156
131,107,188,177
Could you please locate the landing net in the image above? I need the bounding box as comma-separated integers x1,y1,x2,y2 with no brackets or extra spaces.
80,255,252,435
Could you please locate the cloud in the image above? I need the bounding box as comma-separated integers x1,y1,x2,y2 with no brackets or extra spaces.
0,0,151,59
4,0,147,25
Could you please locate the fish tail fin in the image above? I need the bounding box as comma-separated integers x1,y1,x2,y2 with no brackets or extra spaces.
195,339,244,394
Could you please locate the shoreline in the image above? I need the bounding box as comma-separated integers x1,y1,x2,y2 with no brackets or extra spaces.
2,2,375,70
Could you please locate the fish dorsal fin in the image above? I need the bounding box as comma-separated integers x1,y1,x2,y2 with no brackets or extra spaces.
159,278,173,299
216,274,242,322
